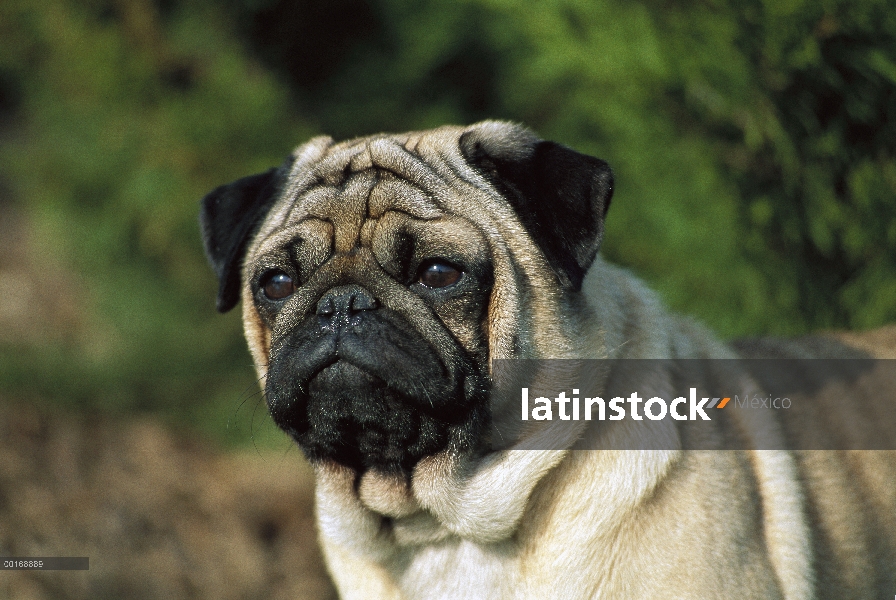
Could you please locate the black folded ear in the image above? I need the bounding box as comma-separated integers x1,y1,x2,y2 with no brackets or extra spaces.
459,123,613,291
199,157,294,312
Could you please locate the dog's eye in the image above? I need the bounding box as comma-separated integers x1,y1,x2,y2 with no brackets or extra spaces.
262,271,295,300
417,260,462,288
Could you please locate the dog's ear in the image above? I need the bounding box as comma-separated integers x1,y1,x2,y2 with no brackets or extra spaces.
199,157,294,313
459,122,613,290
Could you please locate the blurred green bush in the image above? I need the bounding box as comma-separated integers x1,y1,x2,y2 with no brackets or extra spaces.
1,0,893,440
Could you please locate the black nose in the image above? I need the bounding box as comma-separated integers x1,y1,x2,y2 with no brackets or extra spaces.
316,285,378,328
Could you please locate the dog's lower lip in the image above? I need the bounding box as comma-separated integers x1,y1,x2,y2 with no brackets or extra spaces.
312,357,384,388
312,356,340,377
318,358,364,377
321,352,371,370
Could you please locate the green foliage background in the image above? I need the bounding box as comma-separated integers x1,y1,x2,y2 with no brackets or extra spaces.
1,0,894,442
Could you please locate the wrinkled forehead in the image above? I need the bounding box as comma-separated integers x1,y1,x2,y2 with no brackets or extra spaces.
251,129,484,255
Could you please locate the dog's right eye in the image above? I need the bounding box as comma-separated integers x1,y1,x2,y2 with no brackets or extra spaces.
261,271,295,300
417,260,462,289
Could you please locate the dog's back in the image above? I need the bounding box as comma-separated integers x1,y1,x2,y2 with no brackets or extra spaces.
733,327,896,597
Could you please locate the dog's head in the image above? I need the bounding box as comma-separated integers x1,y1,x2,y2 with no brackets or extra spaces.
200,122,612,475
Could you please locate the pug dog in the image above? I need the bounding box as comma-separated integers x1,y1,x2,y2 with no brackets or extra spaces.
200,121,896,599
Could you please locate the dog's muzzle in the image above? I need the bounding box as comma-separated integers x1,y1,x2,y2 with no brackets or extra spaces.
262,283,483,473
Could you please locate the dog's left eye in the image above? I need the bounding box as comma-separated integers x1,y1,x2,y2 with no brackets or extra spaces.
417,260,462,288
262,271,296,300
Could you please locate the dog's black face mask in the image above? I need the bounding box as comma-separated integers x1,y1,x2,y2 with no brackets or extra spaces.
262,281,489,474
199,124,612,476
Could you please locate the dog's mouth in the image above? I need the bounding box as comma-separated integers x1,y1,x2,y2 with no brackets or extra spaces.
263,310,488,474
270,355,455,473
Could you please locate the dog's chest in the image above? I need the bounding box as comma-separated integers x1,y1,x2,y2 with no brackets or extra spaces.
394,538,518,600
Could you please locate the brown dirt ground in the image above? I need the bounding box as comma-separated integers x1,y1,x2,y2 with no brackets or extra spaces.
0,400,336,600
